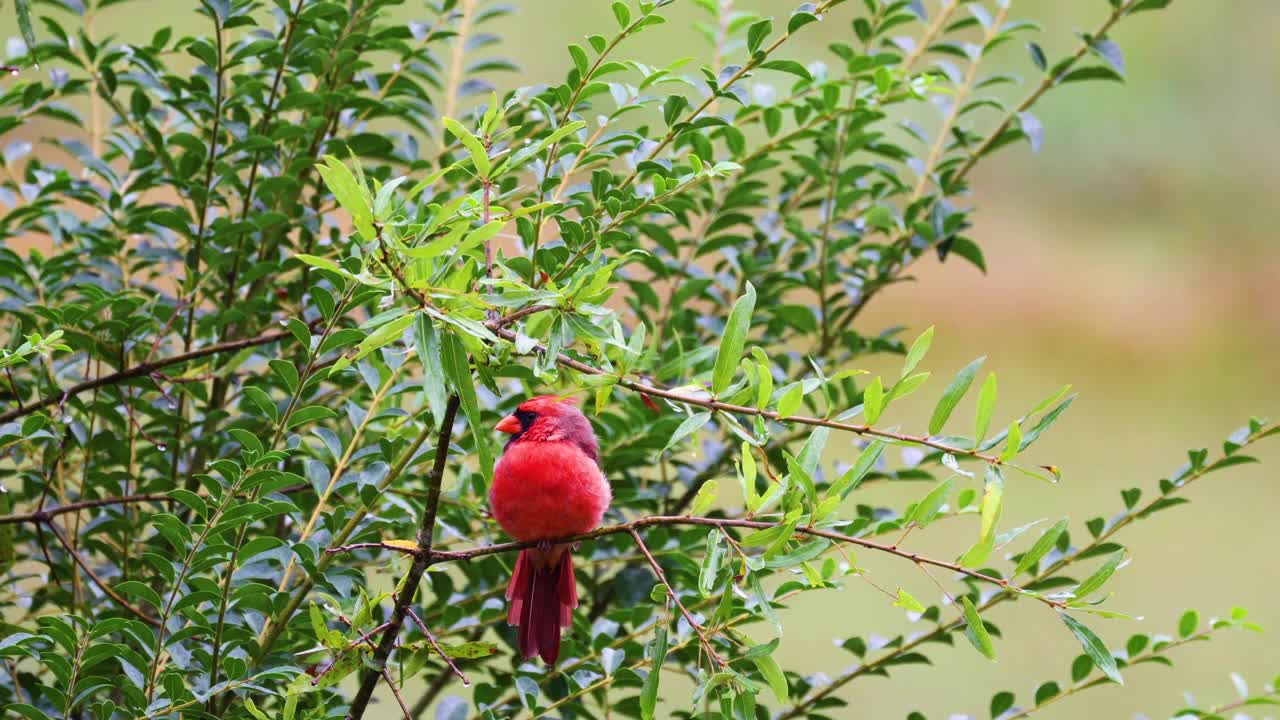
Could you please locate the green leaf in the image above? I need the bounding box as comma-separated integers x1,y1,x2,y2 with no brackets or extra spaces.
738,442,760,510
747,18,771,55
332,313,415,374
863,376,885,423
5,704,52,720
690,479,719,516
166,490,207,521
962,597,996,660
1060,613,1121,684
414,315,450,429
434,641,500,659
1178,610,1199,638
294,253,344,275
114,581,163,611
999,421,1022,462
1030,384,1072,416
974,372,997,444
1013,518,1068,577
1073,551,1125,600
901,326,934,378
286,405,338,431
440,331,492,483
698,530,725,596
442,117,491,178
268,359,299,394
752,652,789,704
929,357,984,435
639,625,668,720
611,0,631,28
244,699,270,720
908,476,955,528
886,371,930,404
760,59,811,80
831,439,886,499
979,465,1004,543
776,384,804,419
712,283,756,395
959,534,994,568
315,157,374,241
662,412,712,455
15,0,38,68
893,589,926,613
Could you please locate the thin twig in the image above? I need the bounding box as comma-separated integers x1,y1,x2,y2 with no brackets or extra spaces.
43,520,160,627
406,607,469,686
628,527,725,669
0,325,303,424
312,622,392,686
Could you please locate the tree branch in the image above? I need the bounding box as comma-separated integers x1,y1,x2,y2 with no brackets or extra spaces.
413,515,1062,611
0,484,310,526
0,325,302,424
487,324,1018,467
345,394,460,720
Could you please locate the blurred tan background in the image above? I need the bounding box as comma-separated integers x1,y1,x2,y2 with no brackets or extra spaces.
4,1,1277,717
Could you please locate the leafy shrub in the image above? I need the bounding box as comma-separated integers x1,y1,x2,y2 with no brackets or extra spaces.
1,0,1276,719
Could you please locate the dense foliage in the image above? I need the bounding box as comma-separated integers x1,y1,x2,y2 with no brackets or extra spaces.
1,0,1277,719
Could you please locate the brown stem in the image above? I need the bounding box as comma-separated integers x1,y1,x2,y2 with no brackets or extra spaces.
628,528,725,669
0,484,308,526
0,325,301,424
406,607,469,686
345,395,460,720
419,515,1058,611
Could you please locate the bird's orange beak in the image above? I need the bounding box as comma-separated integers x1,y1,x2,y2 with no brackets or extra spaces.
495,414,522,434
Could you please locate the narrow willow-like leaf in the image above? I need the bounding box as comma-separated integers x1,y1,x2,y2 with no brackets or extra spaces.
963,597,996,660
752,652,789,704
712,283,756,395
909,476,956,528
331,313,414,373
1060,613,1122,684
831,439,886,499
15,0,38,67
863,376,885,423
640,625,669,720
979,465,1005,543
440,330,492,483
974,372,998,443
414,315,449,428
1073,551,1125,599
999,421,1023,462
442,117,490,177
1013,518,1069,576
690,479,719,516
316,157,374,240
662,411,711,455
901,326,934,378
929,357,984,435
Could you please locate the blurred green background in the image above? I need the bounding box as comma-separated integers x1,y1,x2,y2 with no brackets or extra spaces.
4,1,1277,717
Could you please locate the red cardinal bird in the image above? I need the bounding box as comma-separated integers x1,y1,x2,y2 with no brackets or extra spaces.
490,396,611,664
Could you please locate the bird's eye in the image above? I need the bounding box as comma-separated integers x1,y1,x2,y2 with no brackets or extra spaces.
514,409,537,430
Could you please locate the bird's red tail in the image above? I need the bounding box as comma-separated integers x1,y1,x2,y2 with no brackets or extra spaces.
506,545,578,664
